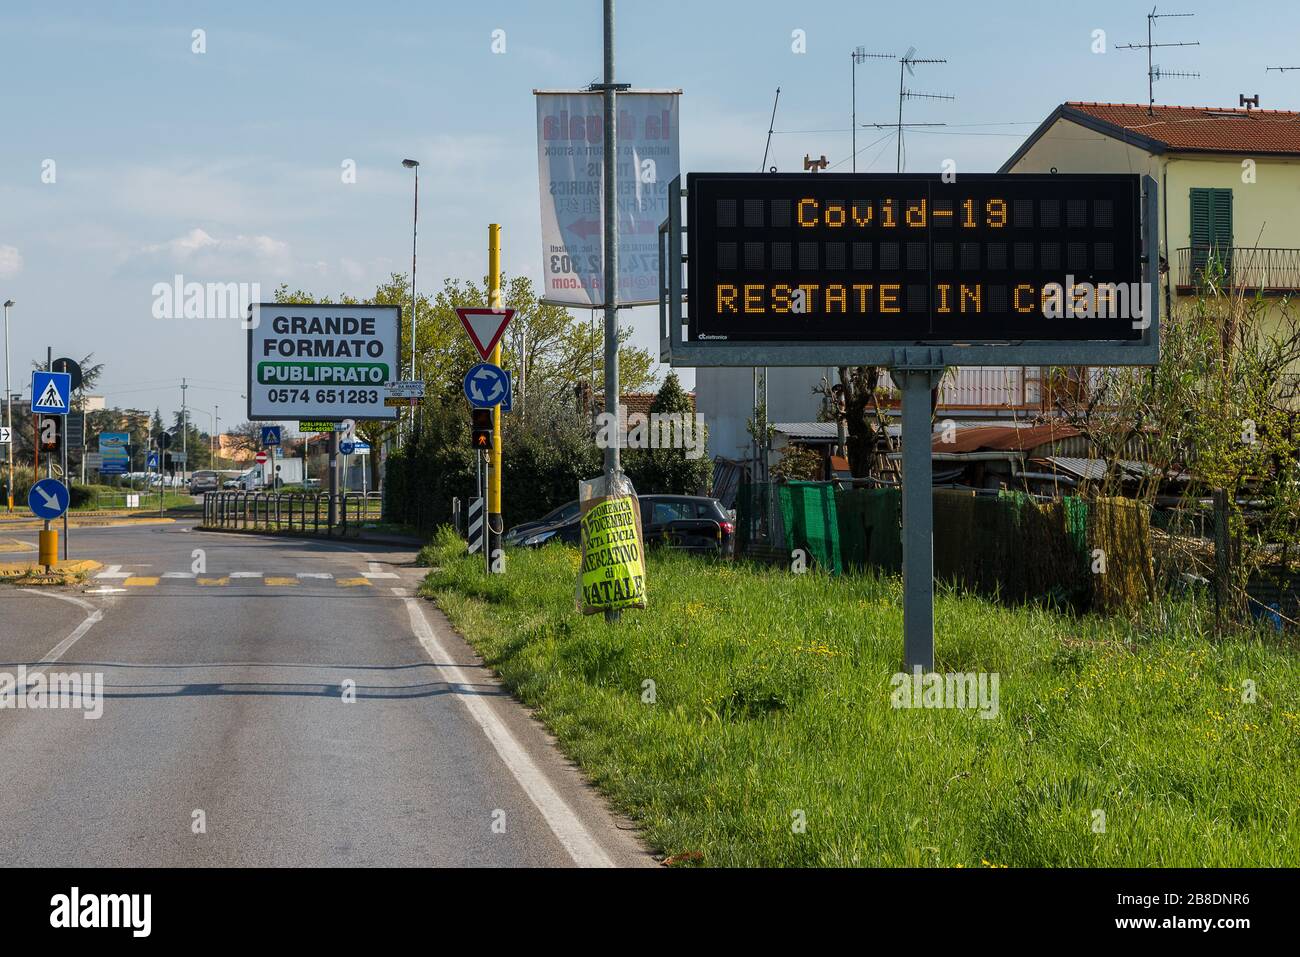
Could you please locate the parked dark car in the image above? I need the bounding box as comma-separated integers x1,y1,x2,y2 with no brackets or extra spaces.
503,499,581,546
515,494,735,557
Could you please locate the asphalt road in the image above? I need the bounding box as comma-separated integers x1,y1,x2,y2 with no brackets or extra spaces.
0,520,651,867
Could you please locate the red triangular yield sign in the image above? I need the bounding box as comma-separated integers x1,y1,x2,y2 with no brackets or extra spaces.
456,307,515,360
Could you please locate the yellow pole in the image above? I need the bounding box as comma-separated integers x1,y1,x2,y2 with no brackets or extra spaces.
488,224,504,570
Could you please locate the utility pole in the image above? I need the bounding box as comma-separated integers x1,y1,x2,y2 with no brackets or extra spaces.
3,299,13,511
487,223,504,574
584,0,630,620
180,377,188,488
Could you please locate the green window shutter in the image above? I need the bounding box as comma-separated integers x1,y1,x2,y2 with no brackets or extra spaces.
1209,188,1232,251
1190,188,1211,249
1189,188,1233,275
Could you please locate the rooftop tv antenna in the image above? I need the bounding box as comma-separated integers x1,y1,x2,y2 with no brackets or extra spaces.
851,47,895,171
760,87,781,171
1266,65,1300,72
1116,7,1199,115
895,47,952,172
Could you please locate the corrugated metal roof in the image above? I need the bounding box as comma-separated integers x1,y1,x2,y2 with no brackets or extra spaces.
931,423,1079,455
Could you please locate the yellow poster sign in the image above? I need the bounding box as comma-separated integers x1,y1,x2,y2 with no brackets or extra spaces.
577,493,647,614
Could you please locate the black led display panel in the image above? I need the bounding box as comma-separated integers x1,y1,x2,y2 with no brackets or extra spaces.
687,173,1144,343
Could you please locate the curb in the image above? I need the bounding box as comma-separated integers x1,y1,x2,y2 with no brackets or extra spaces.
198,525,426,548
0,517,178,530
0,558,102,578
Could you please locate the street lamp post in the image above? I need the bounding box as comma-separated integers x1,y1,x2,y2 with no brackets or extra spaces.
401,158,419,442
3,299,13,511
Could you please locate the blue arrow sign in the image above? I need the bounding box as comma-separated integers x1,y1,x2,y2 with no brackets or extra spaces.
340,441,355,455
463,363,510,409
261,426,282,447
28,478,70,520
32,370,72,415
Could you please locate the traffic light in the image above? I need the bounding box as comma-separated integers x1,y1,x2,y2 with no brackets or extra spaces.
38,415,61,453
471,409,493,451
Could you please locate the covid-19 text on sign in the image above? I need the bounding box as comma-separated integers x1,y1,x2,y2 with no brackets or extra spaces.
687,173,1145,344
247,304,400,421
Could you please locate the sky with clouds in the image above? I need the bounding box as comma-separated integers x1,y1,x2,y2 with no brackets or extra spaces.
2,0,1298,425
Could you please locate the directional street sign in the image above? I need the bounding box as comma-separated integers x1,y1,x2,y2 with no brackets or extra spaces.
455,308,514,361
32,370,72,415
261,426,282,447
28,478,70,521
147,451,160,469
463,363,510,408
0,426,9,444
385,380,425,399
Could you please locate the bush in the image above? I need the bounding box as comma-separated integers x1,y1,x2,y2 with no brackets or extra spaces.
385,396,601,535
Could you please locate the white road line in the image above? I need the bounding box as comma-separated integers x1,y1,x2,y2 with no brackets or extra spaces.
229,572,263,578
16,590,104,689
296,572,332,579
396,587,614,868
162,572,197,579
363,561,399,579
95,565,130,579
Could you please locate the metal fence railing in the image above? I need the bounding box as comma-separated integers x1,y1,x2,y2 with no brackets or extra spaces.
201,491,383,537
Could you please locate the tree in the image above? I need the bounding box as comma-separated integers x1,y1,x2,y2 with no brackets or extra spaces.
1056,270,1300,624
623,371,712,495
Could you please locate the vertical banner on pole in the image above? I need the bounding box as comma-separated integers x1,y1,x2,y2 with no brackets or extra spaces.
533,90,681,308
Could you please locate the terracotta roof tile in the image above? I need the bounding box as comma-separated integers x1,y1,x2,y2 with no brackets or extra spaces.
1065,102,1300,154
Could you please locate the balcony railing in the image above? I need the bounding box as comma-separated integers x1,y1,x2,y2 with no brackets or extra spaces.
1176,246,1300,293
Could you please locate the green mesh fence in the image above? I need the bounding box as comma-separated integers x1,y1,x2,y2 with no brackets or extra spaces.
738,480,1148,614
777,482,841,574
836,487,902,572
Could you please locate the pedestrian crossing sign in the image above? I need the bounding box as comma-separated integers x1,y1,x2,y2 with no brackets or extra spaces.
32,370,72,415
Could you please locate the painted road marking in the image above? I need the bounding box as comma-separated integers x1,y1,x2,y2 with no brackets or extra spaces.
364,562,399,579
124,576,159,587
297,572,332,579
397,588,614,868
15,590,103,692
197,577,229,586
162,572,196,579
230,572,263,579
336,577,371,587
95,565,130,579
85,587,126,595
265,576,298,586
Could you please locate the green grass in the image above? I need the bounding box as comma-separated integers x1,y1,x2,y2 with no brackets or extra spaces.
418,528,1300,867
68,484,195,511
